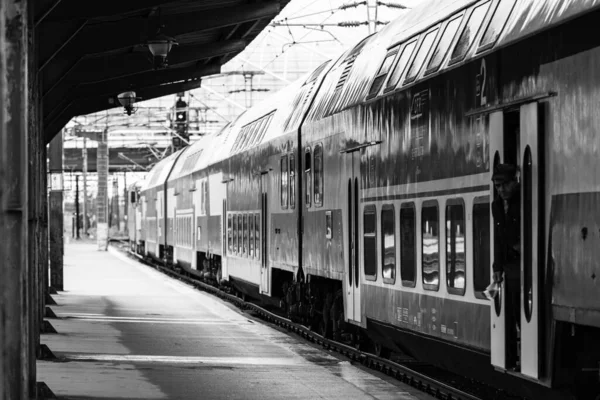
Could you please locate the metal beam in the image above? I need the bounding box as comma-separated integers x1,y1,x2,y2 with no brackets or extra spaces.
80,2,278,56
45,0,184,22
34,0,63,26
43,61,220,129
38,20,87,72
75,39,247,85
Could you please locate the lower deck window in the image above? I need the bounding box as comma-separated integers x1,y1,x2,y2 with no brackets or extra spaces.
422,201,439,290
363,205,377,279
400,203,416,286
381,205,396,283
446,201,466,294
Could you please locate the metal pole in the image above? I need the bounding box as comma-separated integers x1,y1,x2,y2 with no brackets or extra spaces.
0,0,30,398
96,129,109,250
75,174,80,239
82,136,88,237
123,171,128,236
48,131,64,291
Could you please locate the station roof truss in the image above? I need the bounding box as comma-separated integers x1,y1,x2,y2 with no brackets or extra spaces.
38,0,289,143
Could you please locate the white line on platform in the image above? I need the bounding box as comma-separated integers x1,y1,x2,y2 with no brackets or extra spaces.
66,354,306,366
63,317,235,325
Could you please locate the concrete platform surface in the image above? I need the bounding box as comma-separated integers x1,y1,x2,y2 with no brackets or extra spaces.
38,241,435,400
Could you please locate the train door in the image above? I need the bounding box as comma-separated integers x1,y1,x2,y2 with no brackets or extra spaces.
489,110,506,370
489,104,544,379
260,172,270,295
222,199,228,280
519,102,543,379
345,151,362,325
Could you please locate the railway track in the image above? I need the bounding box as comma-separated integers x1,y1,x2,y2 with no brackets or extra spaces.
120,244,516,400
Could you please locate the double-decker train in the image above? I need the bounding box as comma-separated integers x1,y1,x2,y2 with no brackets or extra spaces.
128,1,600,398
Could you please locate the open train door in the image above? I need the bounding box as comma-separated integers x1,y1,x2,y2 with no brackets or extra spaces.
489,110,507,370
260,172,270,295
519,102,543,379
343,150,362,325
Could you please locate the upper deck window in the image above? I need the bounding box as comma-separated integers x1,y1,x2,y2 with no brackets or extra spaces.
478,0,516,51
404,27,439,85
384,39,417,92
449,1,491,64
367,47,399,99
280,155,289,209
425,15,463,74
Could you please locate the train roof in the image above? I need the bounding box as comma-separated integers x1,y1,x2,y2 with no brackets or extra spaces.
225,60,332,156
306,0,600,120
140,148,186,192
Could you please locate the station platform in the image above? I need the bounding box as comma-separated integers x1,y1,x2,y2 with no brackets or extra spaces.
38,241,434,400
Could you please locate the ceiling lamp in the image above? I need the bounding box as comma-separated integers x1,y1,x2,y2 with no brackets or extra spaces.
147,27,178,69
117,91,141,116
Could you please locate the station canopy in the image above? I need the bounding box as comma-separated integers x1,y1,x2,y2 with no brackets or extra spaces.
39,0,289,143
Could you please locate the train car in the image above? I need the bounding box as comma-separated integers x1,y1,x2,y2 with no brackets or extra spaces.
300,0,600,398
139,149,187,262
136,0,600,397
167,129,231,282
126,180,144,253
222,77,310,302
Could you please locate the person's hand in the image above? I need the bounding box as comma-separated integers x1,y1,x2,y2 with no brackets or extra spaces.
493,271,503,283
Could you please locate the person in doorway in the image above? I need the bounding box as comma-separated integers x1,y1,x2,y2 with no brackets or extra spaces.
491,163,521,371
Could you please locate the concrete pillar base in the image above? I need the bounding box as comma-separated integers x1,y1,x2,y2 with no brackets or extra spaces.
41,320,57,334
45,293,57,305
37,344,56,361
36,381,57,399
44,307,57,318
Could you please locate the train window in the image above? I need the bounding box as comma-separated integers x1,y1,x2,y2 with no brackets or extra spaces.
255,213,260,259
314,144,323,207
385,39,417,92
381,205,396,284
422,201,440,291
305,148,312,208
202,180,208,215
400,203,416,287
478,0,516,52
233,214,238,253
243,122,259,149
363,205,377,280
238,124,254,151
473,197,490,298
249,214,255,258
446,199,466,295
281,156,289,209
367,46,399,99
255,114,274,145
237,214,242,253
227,214,232,253
243,214,248,256
404,27,439,85
425,15,463,74
449,1,491,64
289,154,296,209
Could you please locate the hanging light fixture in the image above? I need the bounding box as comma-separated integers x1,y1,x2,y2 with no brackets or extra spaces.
146,26,178,69
117,91,141,116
